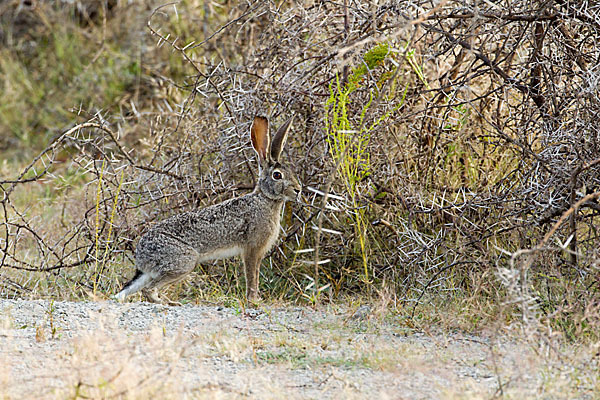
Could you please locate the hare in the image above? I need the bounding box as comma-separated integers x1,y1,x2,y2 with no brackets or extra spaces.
114,115,301,304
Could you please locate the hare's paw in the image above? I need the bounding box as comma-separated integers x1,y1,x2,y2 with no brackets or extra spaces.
142,288,183,306
164,297,184,307
142,288,163,304
246,295,262,308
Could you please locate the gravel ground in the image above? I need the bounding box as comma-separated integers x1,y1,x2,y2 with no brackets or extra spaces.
0,299,593,399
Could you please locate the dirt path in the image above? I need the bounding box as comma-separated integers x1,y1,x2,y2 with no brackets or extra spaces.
0,299,590,399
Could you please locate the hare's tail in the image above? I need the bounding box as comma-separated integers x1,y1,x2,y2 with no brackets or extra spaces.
114,270,151,302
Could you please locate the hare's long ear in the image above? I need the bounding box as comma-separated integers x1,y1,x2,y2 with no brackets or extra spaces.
251,116,270,165
270,115,294,162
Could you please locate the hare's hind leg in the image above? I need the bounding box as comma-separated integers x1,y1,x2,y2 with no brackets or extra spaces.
140,251,198,305
142,272,188,306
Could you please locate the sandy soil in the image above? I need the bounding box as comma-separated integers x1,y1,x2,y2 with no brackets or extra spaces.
0,299,594,399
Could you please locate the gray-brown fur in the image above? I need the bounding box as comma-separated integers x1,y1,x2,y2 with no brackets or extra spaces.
115,116,301,304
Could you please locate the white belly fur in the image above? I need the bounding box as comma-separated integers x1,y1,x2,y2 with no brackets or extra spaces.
263,228,280,254
262,212,282,254
198,246,243,262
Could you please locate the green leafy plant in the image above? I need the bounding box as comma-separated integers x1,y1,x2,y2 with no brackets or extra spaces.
325,43,406,283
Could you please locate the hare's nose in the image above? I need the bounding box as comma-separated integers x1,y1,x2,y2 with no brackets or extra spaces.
294,186,302,202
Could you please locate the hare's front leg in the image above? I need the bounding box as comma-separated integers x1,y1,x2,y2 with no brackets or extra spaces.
243,250,262,302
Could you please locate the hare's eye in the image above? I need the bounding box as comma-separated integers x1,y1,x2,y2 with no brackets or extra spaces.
272,170,283,180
